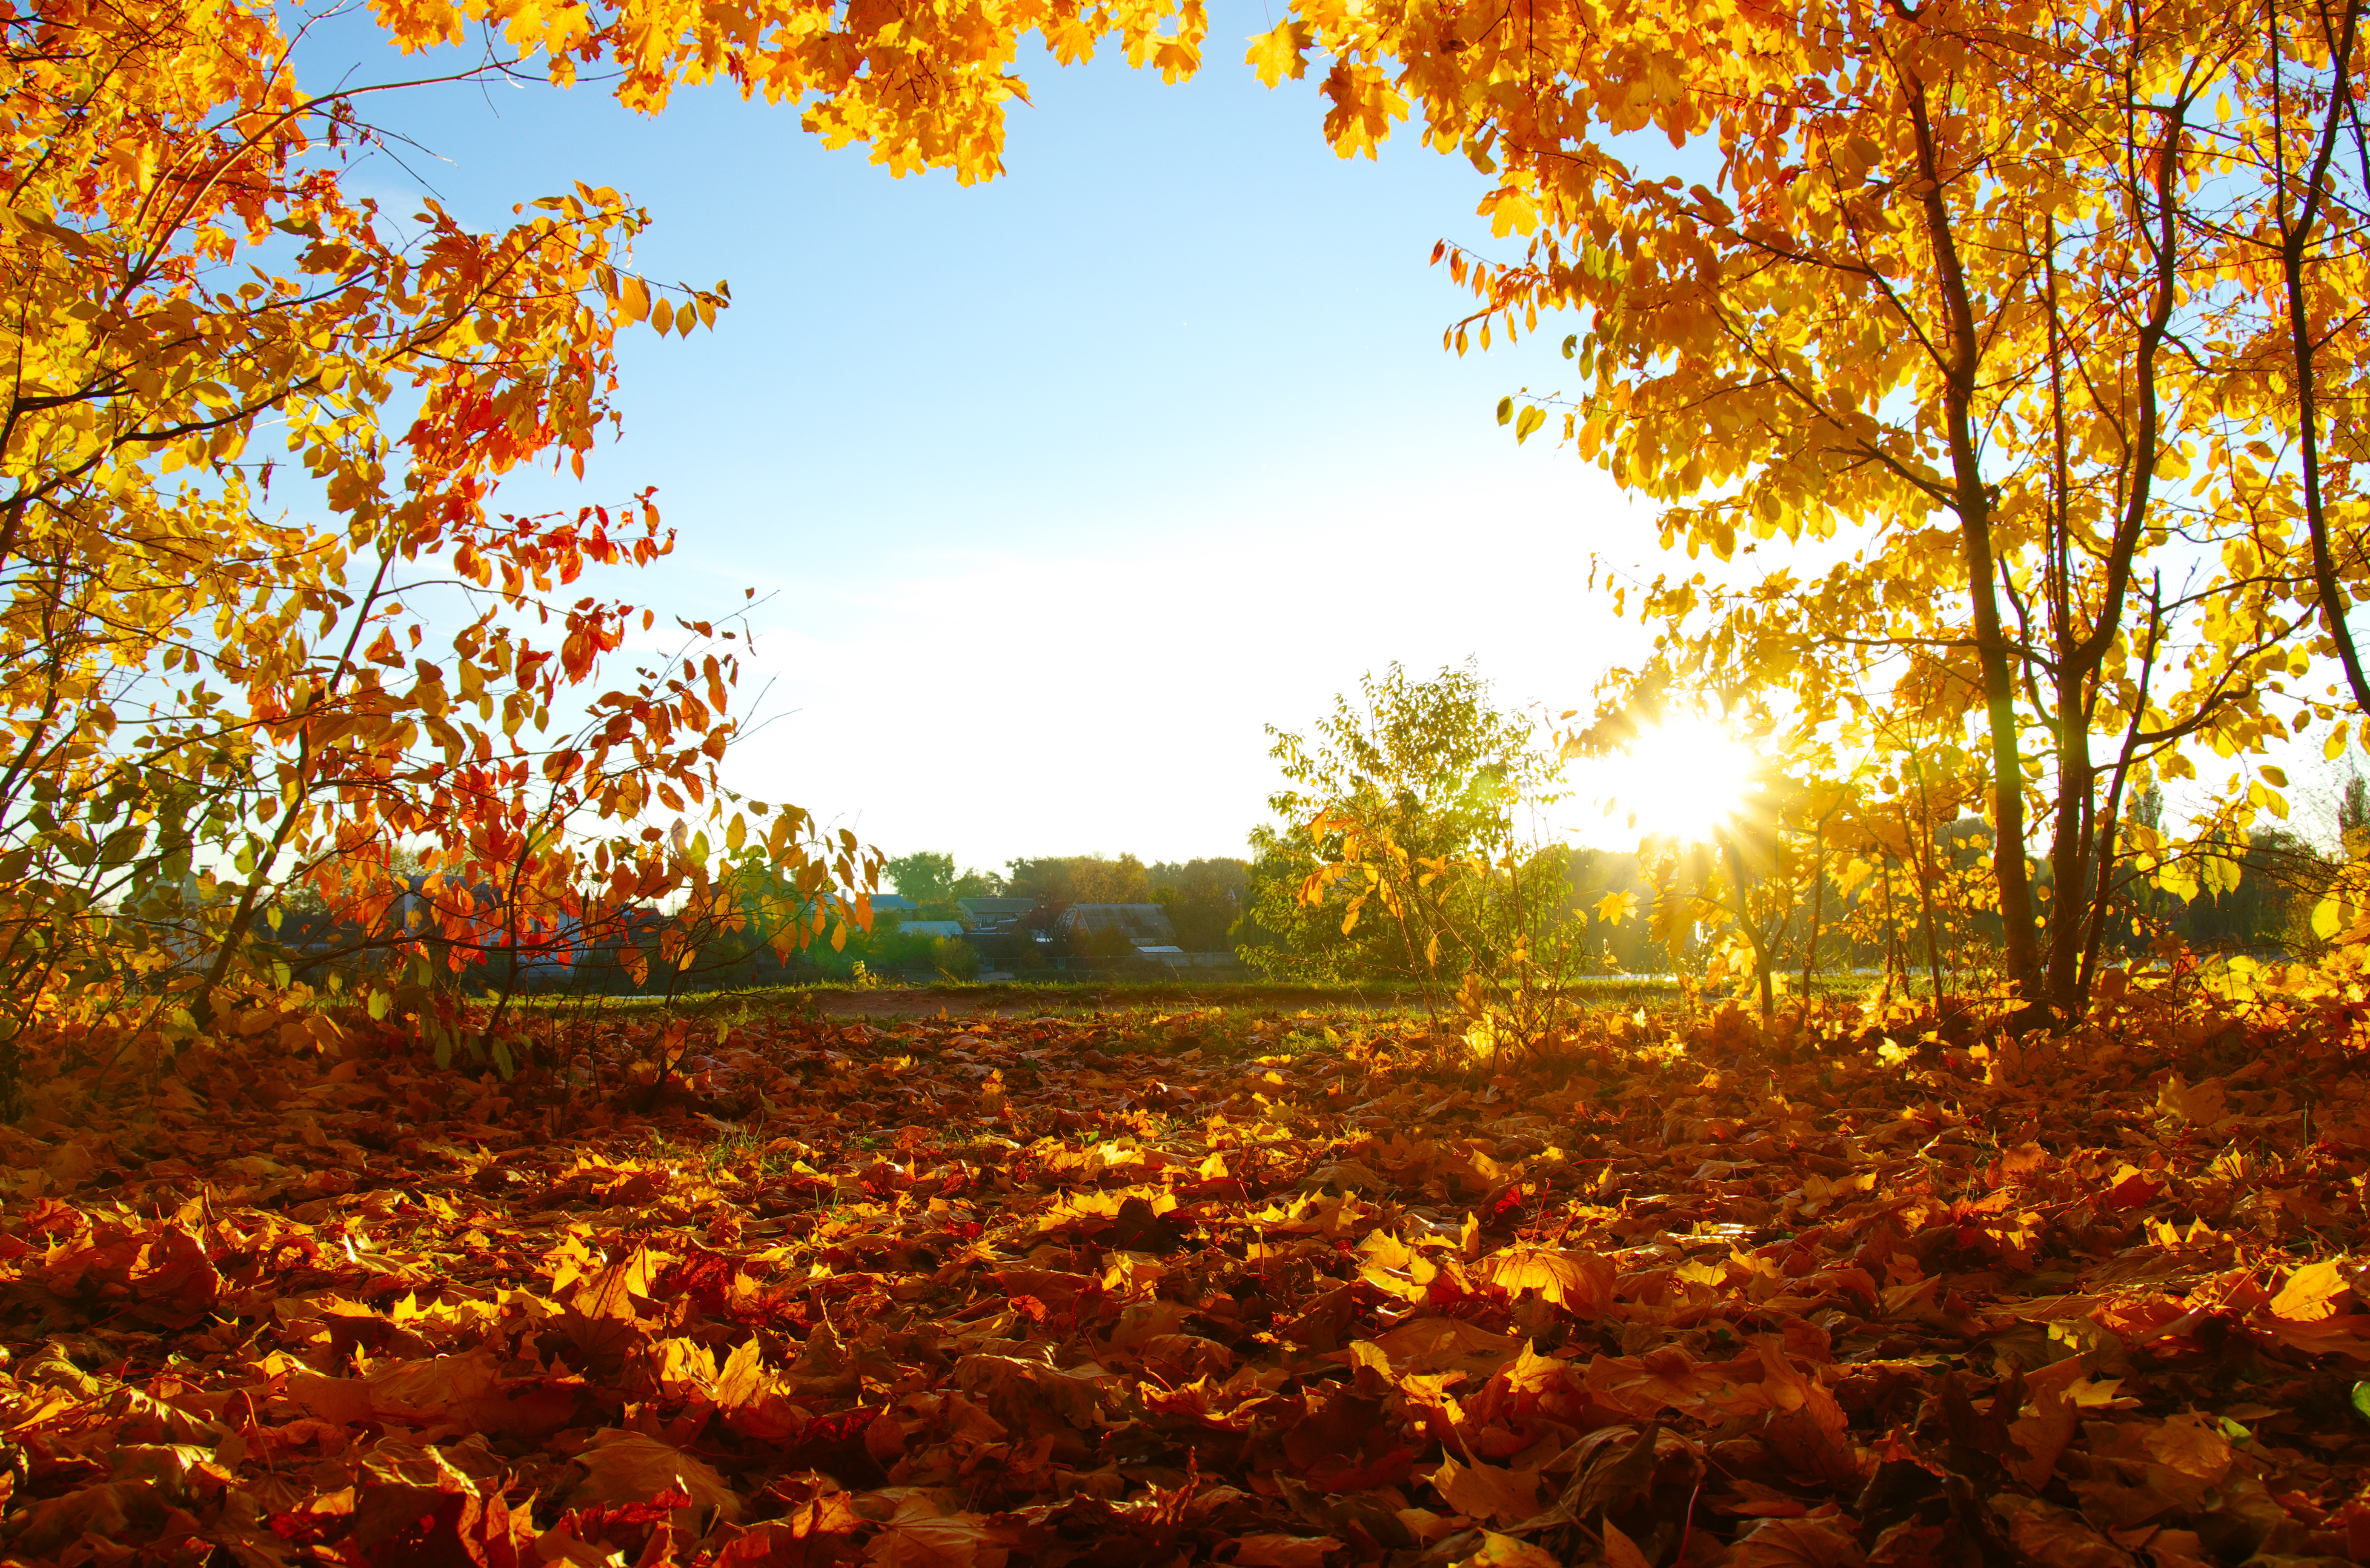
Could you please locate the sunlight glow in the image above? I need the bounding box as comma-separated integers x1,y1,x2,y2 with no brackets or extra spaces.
1609,716,1757,841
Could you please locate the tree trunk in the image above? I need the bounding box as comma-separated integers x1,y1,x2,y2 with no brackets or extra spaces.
1800,822,1824,1020
1908,769,1945,1008
2277,0,2370,714
1904,77,2041,996
1715,828,1776,1020
2044,668,2095,1016
1881,858,1902,1003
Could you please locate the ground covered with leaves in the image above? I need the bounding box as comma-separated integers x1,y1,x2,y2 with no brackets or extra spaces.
2,989,2370,1568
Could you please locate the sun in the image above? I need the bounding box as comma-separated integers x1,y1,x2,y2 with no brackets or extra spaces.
1607,715,1757,841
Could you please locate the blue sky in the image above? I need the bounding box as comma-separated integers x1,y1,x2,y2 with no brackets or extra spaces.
309,3,1656,872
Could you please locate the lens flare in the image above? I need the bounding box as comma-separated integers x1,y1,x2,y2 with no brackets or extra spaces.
1610,716,1757,840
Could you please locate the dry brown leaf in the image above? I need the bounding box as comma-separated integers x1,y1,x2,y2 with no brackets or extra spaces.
1729,1515,1870,1568
0,993,2363,1568
1602,1518,1654,1568
572,1429,742,1522
1231,1534,1342,1567
1430,1455,1545,1525
1445,1531,1561,1568
1998,1498,2135,1568
864,1496,1008,1568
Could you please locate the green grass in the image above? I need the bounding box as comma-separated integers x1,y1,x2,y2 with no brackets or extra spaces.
507,972,1697,1021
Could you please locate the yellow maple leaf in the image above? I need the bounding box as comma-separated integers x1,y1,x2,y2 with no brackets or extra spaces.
1244,18,1306,86
2268,1259,2352,1322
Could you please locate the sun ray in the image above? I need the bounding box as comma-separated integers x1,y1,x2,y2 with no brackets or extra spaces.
1606,716,1756,841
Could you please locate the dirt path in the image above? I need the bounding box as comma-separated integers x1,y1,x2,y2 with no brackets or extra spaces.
796,985,1429,1019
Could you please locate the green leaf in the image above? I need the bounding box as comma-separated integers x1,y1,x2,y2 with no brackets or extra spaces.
2352,1381,2370,1425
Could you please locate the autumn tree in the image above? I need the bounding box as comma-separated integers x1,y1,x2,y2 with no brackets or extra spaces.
0,0,712,1064
1600,722,1858,1017
0,0,1225,1087
73,0,2370,1067
1006,855,1154,906
1245,664,1578,1006
1147,856,1248,950
1564,847,1663,973
1239,0,2370,1012
0,0,1257,1108
886,852,958,906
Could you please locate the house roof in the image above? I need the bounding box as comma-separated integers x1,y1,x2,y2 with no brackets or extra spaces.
956,898,1036,929
1061,904,1177,942
957,897,1035,915
872,894,919,913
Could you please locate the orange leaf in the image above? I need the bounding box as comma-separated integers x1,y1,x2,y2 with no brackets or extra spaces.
1429,1455,1543,1525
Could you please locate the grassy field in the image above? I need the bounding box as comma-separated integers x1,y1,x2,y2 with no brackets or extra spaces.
511,973,1703,1022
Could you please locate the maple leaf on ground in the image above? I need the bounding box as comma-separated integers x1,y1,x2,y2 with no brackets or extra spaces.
1474,1245,1615,1316
351,1476,535,1568
863,1494,1008,1568
1230,1534,1342,1568
1443,1531,1560,1568
1429,1454,1544,1525
1,993,2368,1568
1600,1518,1654,1568
1748,1348,1861,1488
2155,1073,2231,1130
2268,1259,2354,1322
570,1430,742,1525
2004,1392,2079,1489
720,1493,867,1559
1367,1315,1518,1379
1992,1497,2132,1568
1553,1422,1662,1528
1729,1514,1870,1568
6,1481,175,1557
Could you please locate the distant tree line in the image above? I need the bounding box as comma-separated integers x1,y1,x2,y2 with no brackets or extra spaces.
267,674,2351,1006
1228,666,2354,1008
